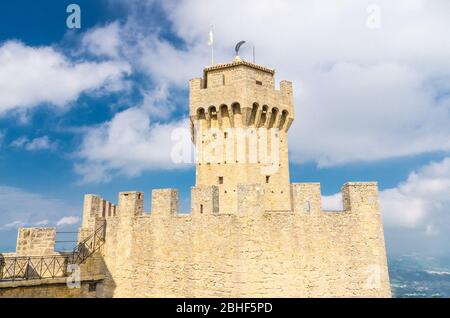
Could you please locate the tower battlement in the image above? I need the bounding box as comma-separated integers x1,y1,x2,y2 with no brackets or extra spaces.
79,181,380,220
189,59,294,133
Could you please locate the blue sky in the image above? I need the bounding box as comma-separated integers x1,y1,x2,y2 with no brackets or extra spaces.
0,0,449,262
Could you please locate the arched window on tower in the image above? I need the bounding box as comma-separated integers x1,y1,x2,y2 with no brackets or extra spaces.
232,103,241,115
208,106,217,118
280,110,289,130
220,105,229,118
249,103,258,126
259,105,269,127
197,108,206,120
208,106,218,129
268,107,279,128
232,103,242,127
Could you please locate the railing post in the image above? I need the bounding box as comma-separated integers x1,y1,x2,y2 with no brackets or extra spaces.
12,258,16,282
26,257,30,280
39,257,43,279
102,222,106,241
52,256,56,278
93,229,96,254
64,255,69,277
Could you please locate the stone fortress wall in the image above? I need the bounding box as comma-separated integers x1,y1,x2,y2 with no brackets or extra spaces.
1,182,391,297
0,58,391,298
75,181,390,297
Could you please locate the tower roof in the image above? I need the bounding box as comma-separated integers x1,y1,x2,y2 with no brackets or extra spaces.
203,57,275,75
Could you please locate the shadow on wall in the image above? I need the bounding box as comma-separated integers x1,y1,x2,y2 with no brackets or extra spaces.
99,256,116,298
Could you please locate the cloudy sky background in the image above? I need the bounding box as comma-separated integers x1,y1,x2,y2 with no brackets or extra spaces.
0,0,449,261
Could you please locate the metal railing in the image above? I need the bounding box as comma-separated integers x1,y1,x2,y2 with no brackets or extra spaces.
70,221,106,265
0,222,106,282
0,255,69,281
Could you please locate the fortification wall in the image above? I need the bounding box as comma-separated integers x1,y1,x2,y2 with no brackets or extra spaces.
0,277,103,298
89,182,390,298
0,182,390,298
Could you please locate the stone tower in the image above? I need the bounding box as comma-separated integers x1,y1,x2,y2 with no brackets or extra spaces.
189,57,295,213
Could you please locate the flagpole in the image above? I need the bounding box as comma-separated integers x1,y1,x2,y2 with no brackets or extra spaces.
212,41,214,65
253,45,255,63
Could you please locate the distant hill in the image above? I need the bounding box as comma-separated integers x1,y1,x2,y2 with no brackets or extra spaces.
389,255,450,298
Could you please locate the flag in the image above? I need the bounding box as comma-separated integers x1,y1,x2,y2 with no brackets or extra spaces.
208,27,214,46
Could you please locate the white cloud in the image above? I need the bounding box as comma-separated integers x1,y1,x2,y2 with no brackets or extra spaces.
322,157,450,255
72,18,198,181
380,157,450,230
380,188,427,228
290,62,450,166
25,136,54,151
0,41,131,115
0,185,80,230
56,216,80,226
322,157,450,230
1,220,25,229
321,192,343,211
34,220,49,226
140,85,176,120
380,157,450,255
1,219,50,230
75,106,192,183
82,22,122,58
71,1,450,180
136,34,209,87
11,136,56,151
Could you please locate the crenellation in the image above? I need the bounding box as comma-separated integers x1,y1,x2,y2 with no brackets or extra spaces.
151,189,179,217
279,80,293,110
82,194,101,228
342,182,379,212
189,77,203,90
118,191,144,217
191,185,219,215
82,194,117,229
291,182,322,213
